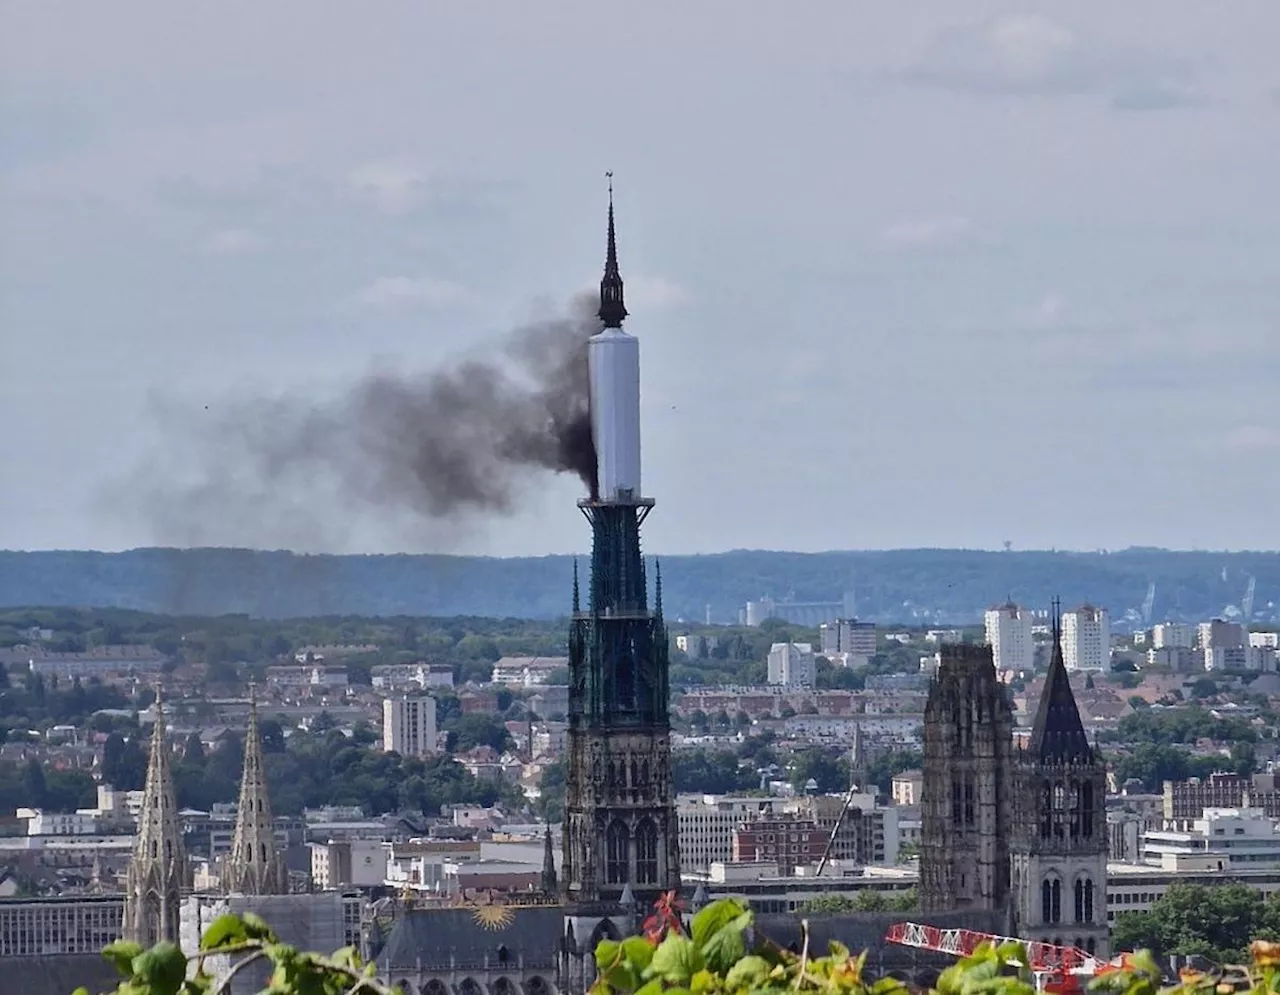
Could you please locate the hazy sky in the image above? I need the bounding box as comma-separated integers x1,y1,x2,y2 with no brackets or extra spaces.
3,3,1279,556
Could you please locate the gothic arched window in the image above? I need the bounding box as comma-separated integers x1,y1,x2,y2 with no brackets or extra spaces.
635,819,659,885
424,981,450,995
1080,782,1095,839
1084,878,1094,922
1052,783,1067,839
525,977,553,995
1069,782,1082,838
606,820,629,884
1074,878,1085,923
1051,878,1062,923
458,978,484,995
1041,880,1052,923
963,774,975,826
1040,780,1053,840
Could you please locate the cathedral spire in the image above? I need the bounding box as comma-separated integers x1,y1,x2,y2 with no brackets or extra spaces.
541,823,558,895
124,686,187,945
572,558,580,614
1028,598,1093,765
598,173,627,328
225,685,288,895
653,559,663,620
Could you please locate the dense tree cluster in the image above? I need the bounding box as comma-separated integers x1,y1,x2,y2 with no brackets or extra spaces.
1112,884,1280,964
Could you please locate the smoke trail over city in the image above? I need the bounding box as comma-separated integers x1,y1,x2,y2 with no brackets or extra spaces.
129,295,600,549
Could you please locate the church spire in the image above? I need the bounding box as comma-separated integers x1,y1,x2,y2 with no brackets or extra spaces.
1028,598,1093,765
598,173,627,328
541,823,558,895
124,686,187,945
225,685,288,894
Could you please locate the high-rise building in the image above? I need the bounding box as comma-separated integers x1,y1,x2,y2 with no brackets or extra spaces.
561,191,679,994
1011,606,1108,955
819,619,877,667
123,689,187,945
1199,619,1247,650
984,602,1035,672
1061,605,1110,672
766,642,815,688
223,691,288,895
1152,623,1196,649
382,695,438,757
919,644,1013,913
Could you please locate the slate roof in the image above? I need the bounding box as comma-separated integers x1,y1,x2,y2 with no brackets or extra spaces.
375,905,563,971
1028,628,1094,765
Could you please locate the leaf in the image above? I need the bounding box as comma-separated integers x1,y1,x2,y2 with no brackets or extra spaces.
650,935,706,984
700,911,751,973
200,913,249,951
690,898,750,947
633,980,664,995
595,939,622,971
724,955,771,990
242,912,275,940
71,988,90,995
690,968,716,993
621,936,655,971
103,939,144,977
131,941,188,995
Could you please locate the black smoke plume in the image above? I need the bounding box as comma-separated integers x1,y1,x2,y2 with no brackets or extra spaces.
132,295,600,549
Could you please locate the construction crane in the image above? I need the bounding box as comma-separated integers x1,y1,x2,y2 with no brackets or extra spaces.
884,921,1104,993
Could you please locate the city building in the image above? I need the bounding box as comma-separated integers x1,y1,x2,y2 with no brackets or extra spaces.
1152,623,1196,649
1142,808,1280,870
767,642,815,689
0,894,125,958
677,795,775,873
984,602,1035,672
675,634,719,657
1010,608,1109,955
892,770,924,807
1163,773,1280,826
1061,605,1110,672
819,619,877,668
381,695,438,757
1199,619,1247,651
1146,646,1200,672
310,840,388,889
731,816,828,874
919,643,1013,913
491,656,569,687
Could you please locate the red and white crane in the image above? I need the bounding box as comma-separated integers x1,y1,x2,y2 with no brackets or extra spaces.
884,922,1104,993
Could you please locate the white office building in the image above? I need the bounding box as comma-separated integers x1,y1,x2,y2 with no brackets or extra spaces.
382,695,438,757
1141,808,1280,870
984,602,1035,672
767,642,815,688
1152,623,1196,650
1062,605,1111,671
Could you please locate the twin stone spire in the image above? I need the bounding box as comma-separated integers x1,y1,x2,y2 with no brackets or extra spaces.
124,686,287,944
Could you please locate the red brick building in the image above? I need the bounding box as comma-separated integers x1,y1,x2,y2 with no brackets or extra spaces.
731,816,827,874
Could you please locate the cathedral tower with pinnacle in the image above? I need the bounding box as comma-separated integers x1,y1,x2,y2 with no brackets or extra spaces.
124,689,188,945
919,643,1014,915
1011,602,1109,955
223,688,289,895
560,184,678,991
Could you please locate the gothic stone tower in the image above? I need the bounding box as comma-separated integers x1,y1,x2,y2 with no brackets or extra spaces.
919,643,1013,915
124,690,188,945
1011,607,1109,956
561,186,678,993
223,690,288,895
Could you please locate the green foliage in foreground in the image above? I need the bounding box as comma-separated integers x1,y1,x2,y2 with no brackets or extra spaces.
79,911,395,995
75,901,1280,995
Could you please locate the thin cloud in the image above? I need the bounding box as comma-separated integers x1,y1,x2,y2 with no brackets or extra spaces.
903,13,1200,110
879,215,973,250
203,228,266,255
1225,425,1280,452
348,161,428,216
354,275,471,310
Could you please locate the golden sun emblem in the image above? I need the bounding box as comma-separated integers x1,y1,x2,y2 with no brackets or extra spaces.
472,904,515,931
